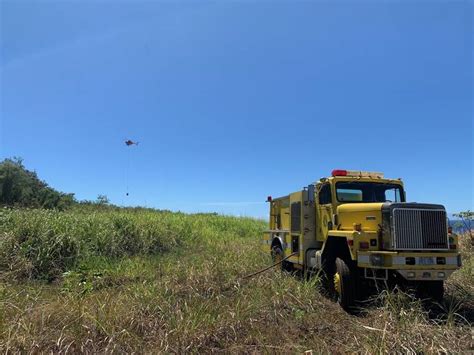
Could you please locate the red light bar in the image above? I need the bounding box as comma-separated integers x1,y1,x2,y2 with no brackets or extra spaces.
332,169,347,177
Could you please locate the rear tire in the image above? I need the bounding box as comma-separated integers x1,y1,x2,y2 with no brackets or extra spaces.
271,245,293,272
335,257,359,312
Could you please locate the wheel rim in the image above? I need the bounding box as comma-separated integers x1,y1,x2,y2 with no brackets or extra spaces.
334,272,342,295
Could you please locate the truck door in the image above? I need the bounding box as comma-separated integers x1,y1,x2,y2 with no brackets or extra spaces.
317,183,333,241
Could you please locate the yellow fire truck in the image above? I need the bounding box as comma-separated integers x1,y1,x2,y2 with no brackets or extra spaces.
263,170,462,310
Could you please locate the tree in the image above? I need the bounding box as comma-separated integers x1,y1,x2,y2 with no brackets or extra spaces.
453,210,473,239
0,158,75,210
96,194,110,205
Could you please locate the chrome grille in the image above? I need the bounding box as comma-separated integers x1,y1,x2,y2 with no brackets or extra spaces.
392,208,448,250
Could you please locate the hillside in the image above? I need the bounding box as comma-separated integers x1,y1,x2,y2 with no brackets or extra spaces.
0,207,472,353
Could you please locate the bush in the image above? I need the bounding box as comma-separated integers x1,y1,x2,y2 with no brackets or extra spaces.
0,158,75,210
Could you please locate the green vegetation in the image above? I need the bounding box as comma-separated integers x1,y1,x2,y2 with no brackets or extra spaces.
453,210,473,239
0,208,261,281
0,161,472,352
0,207,472,353
0,158,75,210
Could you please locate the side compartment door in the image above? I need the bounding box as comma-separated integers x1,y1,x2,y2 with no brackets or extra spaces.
289,192,303,265
302,186,319,266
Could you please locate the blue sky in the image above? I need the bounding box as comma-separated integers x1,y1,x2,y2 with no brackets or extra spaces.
1,1,472,217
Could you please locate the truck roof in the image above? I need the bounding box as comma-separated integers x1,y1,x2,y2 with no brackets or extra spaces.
268,171,403,202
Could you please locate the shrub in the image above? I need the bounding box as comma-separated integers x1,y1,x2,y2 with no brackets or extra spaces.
0,158,75,210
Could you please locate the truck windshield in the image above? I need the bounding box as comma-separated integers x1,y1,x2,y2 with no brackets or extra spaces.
336,182,404,203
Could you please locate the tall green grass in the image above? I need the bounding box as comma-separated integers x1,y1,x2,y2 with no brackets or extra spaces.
0,208,265,281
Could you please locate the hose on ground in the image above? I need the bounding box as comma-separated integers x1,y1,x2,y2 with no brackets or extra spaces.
241,252,298,280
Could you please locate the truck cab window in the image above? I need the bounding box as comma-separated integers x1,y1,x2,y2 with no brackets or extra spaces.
384,188,401,202
318,184,332,204
337,188,362,202
336,182,405,203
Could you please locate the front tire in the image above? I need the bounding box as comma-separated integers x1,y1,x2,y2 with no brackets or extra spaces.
335,257,360,312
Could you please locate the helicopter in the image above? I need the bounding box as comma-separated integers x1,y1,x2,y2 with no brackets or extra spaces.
125,139,139,146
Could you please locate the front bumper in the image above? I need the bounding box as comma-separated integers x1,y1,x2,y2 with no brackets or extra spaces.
357,251,461,281
396,269,455,281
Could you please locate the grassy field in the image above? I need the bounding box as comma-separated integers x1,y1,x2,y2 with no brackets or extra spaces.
0,207,472,353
